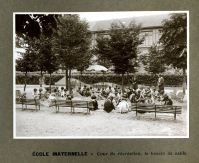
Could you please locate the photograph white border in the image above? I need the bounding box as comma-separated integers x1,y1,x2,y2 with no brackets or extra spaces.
13,11,189,139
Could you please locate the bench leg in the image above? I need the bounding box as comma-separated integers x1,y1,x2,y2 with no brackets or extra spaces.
56,106,59,113
174,113,176,120
174,107,177,120
135,104,138,117
87,108,90,114
55,105,59,113
72,107,75,114
55,106,57,113
88,108,90,114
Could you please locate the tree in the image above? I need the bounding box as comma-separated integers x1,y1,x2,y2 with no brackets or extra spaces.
159,13,187,94
95,36,112,68
15,14,59,90
16,38,38,91
76,51,92,87
53,15,91,92
95,21,144,93
37,35,59,91
15,14,58,39
140,45,165,75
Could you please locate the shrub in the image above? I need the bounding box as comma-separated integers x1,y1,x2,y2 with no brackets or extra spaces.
44,75,64,85
16,74,40,85
16,74,64,85
16,73,185,86
74,74,185,86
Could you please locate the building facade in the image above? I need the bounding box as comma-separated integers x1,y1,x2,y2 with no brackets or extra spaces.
88,14,170,73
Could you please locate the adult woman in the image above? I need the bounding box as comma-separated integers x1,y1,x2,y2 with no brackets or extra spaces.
130,76,138,90
157,74,164,95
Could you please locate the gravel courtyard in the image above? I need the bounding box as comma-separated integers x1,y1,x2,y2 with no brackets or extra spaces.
15,100,187,138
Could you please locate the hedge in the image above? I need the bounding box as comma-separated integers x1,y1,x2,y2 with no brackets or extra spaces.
75,74,185,86
16,74,185,86
16,74,64,85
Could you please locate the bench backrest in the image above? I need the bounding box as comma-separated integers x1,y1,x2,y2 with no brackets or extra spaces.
131,103,182,113
50,99,93,108
19,98,40,104
155,105,182,114
16,90,21,97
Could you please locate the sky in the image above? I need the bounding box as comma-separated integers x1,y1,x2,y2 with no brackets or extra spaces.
73,11,180,22
16,11,185,22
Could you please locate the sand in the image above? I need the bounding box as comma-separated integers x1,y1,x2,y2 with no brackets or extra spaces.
15,99,187,138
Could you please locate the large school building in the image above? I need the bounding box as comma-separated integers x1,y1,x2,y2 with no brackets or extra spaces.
88,14,171,73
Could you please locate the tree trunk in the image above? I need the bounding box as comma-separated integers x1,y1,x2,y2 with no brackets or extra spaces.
122,73,124,95
65,68,68,90
40,70,43,88
69,69,71,94
49,73,52,93
79,71,82,87
103,71,105,89
127,71,129,87
183,68,186,95
24,71,27,92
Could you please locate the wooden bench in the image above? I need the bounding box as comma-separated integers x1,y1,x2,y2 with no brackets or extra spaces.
72,100,93,114
16,98,40,111
16,90,22,103
49,99,93,114
131,103,182,120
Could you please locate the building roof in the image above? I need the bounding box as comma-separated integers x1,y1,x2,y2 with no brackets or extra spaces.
88,14,170,32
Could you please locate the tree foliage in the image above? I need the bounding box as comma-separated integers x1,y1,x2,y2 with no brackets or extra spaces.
54,15,91,69
15,14,58,39
53,15,91,89
16,38,38,72
16,38,39,91
140,45,165,74
95,36,112,68
109,22,143,74
159,13,187,94
159,13,187,70
35,35,58,74
95,22,143,74
76,51,92,72
95,21,144,92
16,14,59,89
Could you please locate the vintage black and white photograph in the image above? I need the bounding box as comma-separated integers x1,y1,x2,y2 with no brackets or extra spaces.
14,11,188,138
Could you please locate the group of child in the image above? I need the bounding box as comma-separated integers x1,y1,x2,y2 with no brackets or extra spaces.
102,85,173,113
31,84,173,113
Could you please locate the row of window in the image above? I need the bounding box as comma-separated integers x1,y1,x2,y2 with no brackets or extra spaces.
91,29,161,47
